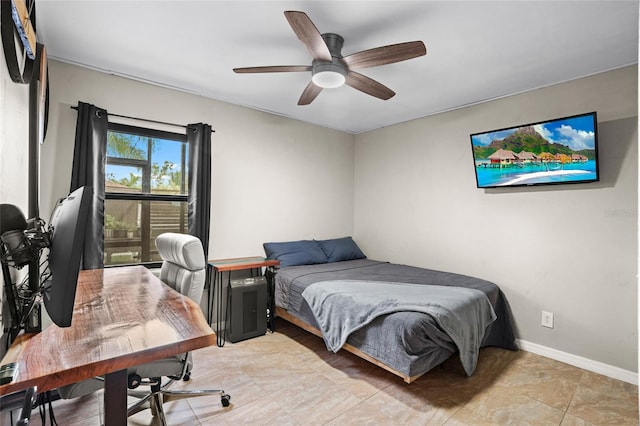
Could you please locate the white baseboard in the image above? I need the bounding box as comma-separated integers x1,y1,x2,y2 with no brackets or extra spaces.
516,339,638,385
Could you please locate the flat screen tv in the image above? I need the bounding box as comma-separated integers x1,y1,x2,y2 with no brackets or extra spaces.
470,112,599,188
43,185,92,327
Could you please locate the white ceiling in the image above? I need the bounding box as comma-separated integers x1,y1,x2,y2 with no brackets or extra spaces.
36,1,638,134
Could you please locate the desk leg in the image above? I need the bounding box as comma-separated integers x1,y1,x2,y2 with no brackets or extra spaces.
103,369,127,426
207,264,214,325
215,270,224,347
266,267,276,332
225,273,231,342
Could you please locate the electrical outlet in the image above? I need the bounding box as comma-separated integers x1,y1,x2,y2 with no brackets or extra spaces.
541,311,554,328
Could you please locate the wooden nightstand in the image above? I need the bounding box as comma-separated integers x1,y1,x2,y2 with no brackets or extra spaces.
208,257,279,346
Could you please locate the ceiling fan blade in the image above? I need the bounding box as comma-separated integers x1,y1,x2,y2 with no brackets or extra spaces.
233,65,311,73
298,81,322,105
343,41,426,69
345,71,395,100
284,11,332,62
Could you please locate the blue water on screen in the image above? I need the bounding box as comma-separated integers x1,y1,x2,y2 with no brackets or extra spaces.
475,160,598,187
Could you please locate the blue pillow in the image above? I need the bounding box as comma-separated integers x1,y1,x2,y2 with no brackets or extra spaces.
263,240,328,267
316,237,366,263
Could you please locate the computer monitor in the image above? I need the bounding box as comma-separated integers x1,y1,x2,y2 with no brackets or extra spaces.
43,186,92,327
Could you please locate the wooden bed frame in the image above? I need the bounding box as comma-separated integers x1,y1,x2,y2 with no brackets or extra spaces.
276,306,421,384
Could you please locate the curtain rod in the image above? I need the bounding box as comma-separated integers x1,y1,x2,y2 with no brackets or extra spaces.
70,106,215,133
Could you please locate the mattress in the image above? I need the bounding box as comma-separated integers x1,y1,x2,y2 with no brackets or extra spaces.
275,259,517,379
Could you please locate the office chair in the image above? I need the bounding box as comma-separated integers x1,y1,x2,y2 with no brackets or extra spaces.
58,233,230,424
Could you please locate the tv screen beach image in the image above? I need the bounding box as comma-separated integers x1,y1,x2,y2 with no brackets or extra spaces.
470,113,598,188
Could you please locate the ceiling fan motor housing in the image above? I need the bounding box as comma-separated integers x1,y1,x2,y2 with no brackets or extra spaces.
311,33,347,88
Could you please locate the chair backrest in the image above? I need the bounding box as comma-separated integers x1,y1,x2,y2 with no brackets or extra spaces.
155,233,206,304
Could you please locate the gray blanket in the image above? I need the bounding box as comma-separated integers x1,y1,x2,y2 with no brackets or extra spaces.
277,259,517,378
302,279,497,376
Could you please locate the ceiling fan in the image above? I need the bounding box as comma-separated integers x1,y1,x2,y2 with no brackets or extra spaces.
233,11,427,105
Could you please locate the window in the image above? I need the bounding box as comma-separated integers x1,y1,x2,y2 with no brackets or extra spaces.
104,123,188,266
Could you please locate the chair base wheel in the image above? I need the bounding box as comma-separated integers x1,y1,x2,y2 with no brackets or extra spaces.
221,394,230,407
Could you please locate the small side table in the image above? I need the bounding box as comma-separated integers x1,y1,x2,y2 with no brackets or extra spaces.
208,257,279,347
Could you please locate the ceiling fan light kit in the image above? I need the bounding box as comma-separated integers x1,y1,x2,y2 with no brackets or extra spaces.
233,11,426,105
312,63,346,88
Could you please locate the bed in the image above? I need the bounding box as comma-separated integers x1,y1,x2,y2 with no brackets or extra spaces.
265,237,517,383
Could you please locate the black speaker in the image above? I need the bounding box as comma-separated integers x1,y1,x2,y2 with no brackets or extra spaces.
228,276,267,343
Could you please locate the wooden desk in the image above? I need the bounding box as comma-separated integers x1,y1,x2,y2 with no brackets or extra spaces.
208,257,279,346
0,265,216,425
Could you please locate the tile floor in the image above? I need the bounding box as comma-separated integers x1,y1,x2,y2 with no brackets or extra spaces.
10,320,639,425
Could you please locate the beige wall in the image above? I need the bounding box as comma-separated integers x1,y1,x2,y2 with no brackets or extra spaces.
41,60,356,259
0,41,31,345
0,49,30,211
354,65,638,375
1,52,637,380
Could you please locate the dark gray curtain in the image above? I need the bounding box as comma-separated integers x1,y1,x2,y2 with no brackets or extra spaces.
186,123,212,259
70,102,108,270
